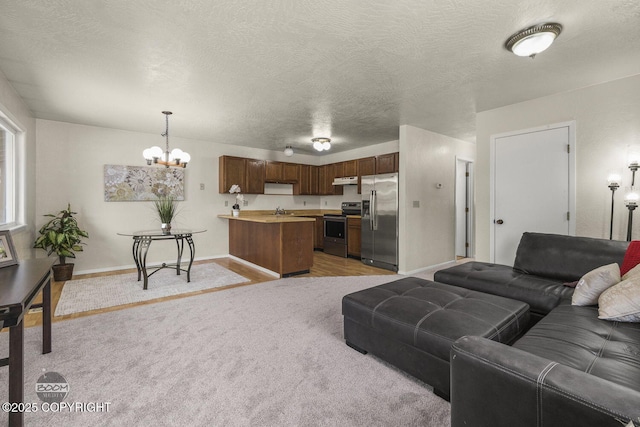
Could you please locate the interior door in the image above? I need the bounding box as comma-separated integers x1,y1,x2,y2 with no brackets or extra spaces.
493,125,573,266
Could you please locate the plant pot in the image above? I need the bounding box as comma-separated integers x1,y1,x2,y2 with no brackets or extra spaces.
52,263,75,282
161,223,172,234
232,209,240,217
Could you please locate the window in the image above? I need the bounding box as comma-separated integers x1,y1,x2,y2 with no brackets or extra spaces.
0,118,16,227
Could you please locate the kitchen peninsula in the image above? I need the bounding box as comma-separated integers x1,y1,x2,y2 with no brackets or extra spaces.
218,213,316,277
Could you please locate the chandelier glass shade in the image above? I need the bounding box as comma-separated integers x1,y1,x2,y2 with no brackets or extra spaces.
312,137,331,152
143,111,191,168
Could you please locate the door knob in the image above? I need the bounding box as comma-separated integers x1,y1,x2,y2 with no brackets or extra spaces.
496,219,504,224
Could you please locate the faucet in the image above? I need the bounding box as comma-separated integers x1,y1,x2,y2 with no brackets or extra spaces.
275,206,286,215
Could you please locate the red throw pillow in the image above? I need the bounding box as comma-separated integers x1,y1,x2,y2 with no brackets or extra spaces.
620,241,640,276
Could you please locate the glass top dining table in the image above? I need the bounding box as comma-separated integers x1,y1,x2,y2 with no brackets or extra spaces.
117,229,206,290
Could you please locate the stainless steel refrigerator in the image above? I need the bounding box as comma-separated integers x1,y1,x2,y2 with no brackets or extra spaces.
361,173,399,272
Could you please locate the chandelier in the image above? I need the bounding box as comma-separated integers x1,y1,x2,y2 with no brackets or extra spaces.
143,111,191,168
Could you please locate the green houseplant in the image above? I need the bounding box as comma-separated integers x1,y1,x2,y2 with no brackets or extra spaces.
33,203,89,281
153,195,178,234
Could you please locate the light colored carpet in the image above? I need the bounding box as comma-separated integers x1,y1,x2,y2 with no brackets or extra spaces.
54,263,250,316
1,274,451,426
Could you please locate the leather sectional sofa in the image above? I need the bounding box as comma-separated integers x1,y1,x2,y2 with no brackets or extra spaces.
436,232,640,426
342,232,640,426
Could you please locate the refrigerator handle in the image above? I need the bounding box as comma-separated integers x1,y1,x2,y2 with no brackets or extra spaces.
372,190,378,231
369,190,375,231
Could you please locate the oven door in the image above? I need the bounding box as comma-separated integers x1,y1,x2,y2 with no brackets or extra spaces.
323,215,347,257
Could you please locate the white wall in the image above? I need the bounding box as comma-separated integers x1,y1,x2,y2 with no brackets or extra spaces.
475,73,640,262
398,125,475,274
0,69,36,259
35,119,398,273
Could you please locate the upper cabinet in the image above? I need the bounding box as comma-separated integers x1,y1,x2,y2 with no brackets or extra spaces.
376,152,399,174
218,152,398,194
357,157,376,194
219,156,246,193
265,161,300,183
245,159,266,194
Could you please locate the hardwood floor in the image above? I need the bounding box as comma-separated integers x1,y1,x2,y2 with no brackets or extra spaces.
21,252,394,328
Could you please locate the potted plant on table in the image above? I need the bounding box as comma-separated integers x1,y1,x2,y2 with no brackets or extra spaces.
154,195,178,234
33,203,89,281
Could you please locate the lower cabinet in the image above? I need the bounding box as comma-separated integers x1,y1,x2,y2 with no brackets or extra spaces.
347,217,361,258
314,217,324,249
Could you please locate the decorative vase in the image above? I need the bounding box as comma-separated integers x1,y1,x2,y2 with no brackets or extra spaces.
161,223,172,234
232,209,240,217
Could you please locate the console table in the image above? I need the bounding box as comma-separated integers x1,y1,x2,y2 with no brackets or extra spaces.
118,229,205,290
0,257,55,427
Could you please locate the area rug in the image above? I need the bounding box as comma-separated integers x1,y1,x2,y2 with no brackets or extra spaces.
2,274,451,426
54,263,250,316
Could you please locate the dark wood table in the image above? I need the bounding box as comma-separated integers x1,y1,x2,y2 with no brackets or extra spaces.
118,229,206,290
0,257,55,427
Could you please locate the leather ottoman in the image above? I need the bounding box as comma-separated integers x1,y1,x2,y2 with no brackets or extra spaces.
342,277,530,399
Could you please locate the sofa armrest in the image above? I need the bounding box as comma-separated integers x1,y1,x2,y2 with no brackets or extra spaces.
450,336,640,427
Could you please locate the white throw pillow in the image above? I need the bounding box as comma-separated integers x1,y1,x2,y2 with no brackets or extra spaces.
622,262,640,281
571,263,620,306
598,277,640,322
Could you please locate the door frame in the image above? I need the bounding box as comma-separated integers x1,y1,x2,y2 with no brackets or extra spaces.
455,156,475,258
489,121,576,263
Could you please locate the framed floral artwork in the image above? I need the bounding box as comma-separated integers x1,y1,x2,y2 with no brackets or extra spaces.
104,165,185,201
0,230,18,268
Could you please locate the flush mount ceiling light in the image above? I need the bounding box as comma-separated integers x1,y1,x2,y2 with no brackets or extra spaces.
505,23,562,58
312,137,331,152
284,145,294,157
143,111,191,168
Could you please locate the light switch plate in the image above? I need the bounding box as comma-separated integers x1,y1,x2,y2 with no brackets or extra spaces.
413,201,420,208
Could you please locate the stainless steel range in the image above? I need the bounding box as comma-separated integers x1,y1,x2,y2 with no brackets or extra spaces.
323,202,361,257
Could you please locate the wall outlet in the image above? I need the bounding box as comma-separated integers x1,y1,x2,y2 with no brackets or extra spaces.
200,183,205,190
413,200,420,208
324,201,327,206
303,201,306,206
225,201,228,207
243,200,248,206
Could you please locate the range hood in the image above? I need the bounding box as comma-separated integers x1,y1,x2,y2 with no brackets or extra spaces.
332,176,358,186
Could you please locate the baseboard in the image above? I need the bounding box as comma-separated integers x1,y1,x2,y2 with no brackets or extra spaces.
228,255,280,278
398,259,457,276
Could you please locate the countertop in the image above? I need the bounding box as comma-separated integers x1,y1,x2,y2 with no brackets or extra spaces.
217,214,316,223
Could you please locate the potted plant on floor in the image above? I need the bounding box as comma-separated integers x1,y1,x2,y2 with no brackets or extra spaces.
33,203,89,281
154,195,178,234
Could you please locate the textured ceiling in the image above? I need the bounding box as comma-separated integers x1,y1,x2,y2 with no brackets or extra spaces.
1,1,639,155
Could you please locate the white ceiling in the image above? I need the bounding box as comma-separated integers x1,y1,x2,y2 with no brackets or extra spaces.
1,1,639,155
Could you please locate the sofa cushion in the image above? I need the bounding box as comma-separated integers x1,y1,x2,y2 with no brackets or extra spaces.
513,305,640,393
433,261,573,315
598,277,640,322
571,263,620,306
513,232,628,282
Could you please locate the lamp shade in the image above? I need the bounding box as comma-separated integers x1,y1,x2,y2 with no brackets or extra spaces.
284,146,294,157
625,191,639,206
607,173,621,187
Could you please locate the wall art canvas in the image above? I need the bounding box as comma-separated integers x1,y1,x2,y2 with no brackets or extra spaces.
104,165,185,201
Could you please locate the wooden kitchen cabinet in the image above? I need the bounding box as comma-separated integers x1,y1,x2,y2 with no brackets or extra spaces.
296,165,319,195
343,160,357,177
283,163,300,182
219,156,246,193
357,157,376,194
376,153,399,174
266,161,299,183
325,163,343,195
347,217,361,258
245,159,265,194
315,216,324,249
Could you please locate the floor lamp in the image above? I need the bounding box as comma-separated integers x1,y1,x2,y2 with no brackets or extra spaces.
608,176,620,240
625,191,638,242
